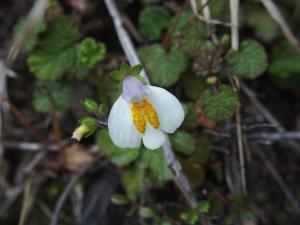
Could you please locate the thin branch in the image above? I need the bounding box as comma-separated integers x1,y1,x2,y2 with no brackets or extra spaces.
229,0,247,195
247,131,300,141
253,147,300,215
104,0,201,213
190,0,231,27
260,0,300,52
241,82,300,154
49,164,91,225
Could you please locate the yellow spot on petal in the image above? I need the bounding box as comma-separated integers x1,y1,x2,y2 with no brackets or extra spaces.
142,99,160,129
131,102,146,134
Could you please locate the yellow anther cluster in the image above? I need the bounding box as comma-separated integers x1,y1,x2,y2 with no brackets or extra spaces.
131,102,146,133
142,99,160,129
131,99,160,134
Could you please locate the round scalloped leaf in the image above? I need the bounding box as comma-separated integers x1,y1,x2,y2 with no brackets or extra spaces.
33,81,75,113
201,85,238,121
226,39,267,79
139,44,188,87
139,6,172,40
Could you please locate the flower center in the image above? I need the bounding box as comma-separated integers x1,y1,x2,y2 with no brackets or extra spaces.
131,99,160,134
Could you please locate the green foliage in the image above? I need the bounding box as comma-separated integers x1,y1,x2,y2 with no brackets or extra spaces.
139,44,188,86
182,73,209,100
139,207,156,218
225,194,257,224
111,194,129,205
182,102,198,129
33,81,75,113
169,10,192,35
269,42,300,89
201,85,238,121
139,6,172,40
180,201,210,225
110,63,144,81
170,130,196,155
96,130,140,167
28,17,87,80
243,4,279,41
139,148,172,182
193,46,223,76
82,98,106,116
174,20,207,55
226,39,267,79
12,17,46,52
76,38,106,69
77,117,99,137
121,168,142,201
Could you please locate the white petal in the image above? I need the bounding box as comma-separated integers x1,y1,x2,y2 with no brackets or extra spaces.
142,124,166,150
147,86,184,133
108,96,141,148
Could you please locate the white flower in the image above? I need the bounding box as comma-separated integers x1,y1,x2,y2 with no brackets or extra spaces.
108,76,184,150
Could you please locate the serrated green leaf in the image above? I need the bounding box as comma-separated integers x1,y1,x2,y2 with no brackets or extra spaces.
28,17,87,80
139,148,172,182
12,17,46,52
139,44,188,87
121,168,142,201
226,39,267,79
201,85,238,121
139,6,172,40
76,38,106,69
170,131,196,155
96,130,140,167
33,81,75,113
174,20,207,55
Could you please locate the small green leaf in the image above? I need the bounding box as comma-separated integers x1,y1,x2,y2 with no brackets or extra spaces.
110,71,124,81
130,64,143,76
139,148,172,182
174,20,207,55
139,44,188,87
139,207,156,218
170,131,196,155
201,85,238,121
226,39,267,79
12,17,46,52
196,201,210,213
96,130,140,167
33,81,75,113
77,117,99,137
180,211,199,225
121,168,142,201
139,6,172,40
82,98,98,113
76,38,106,69
111,194,129,205
82,98,106,116
28,17,87,80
